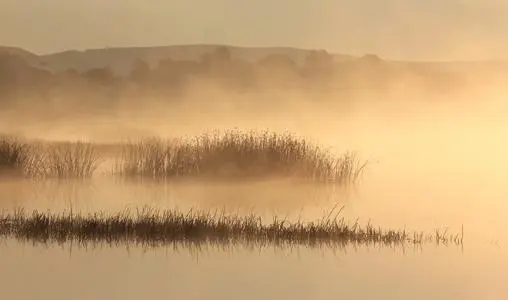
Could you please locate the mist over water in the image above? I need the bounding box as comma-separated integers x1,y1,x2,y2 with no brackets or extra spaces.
2,85,508,241
2,74,508,299
4,0,508,293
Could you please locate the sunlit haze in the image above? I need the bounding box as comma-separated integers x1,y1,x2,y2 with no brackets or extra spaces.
2,1,508,299
1,0,508,60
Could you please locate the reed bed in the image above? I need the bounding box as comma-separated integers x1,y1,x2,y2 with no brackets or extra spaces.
0,207,463,249
0,136,100,179
115,130,368,184
35,142,101,179
0,136,29,175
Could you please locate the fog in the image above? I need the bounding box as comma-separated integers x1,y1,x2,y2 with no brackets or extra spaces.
2,51,508,300
3,1,508,297
3,0,508,60
1,79,508,243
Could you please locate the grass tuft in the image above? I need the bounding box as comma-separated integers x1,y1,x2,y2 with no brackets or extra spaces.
0,137,100,179
0,207,464,249
41,142,101,179
115,130,368,184
0,136,30,176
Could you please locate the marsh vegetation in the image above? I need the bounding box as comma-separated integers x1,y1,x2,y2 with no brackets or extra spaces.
0,206,463,248
114,130,367,183
0,136,100,179
0,130,468,250
1,130,367,184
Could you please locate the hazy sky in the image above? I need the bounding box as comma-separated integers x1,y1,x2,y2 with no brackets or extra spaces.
1,0,507,60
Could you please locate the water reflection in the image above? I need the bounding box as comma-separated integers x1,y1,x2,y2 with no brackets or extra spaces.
0,238,505,300
7,237,458,261
0,177,349,216
1,174,505,246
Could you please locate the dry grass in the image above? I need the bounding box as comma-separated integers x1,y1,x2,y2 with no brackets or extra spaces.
36,142,101,179
0,137,101,179
0,136,29,175
2,130,367,183
115,130,368,184
0,206,464,249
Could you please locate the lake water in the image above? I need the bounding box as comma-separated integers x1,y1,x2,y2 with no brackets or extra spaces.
1,239,506,300
1,101,508,299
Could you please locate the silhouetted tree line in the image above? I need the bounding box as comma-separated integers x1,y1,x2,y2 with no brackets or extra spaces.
0,46,466,110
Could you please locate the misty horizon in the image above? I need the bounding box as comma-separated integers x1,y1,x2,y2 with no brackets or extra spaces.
2,0,508,61
2,2,508,298
4,43,508,64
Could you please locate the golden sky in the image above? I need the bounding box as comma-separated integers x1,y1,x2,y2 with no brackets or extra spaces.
1,0,507,60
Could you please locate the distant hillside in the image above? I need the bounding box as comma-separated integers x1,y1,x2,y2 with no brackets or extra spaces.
0,46,39,62
1,44,355,76
3,44,508,78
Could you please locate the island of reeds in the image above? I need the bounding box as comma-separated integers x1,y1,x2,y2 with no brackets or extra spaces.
0,130,463,250
0,135,100,179
0,207,464,249
1,130,368,184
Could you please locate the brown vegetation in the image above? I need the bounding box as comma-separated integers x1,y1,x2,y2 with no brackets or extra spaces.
0,206,464,248
0,135,29,176
1,130,365,183
114,130,367,183
0,137,100,179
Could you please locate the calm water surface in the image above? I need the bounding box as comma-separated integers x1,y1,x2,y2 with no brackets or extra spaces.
1,170,506,299
1,239,506,300
1,110,508,299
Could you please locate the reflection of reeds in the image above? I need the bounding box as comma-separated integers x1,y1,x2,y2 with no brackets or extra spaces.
0,207,463,248
115,130,368,184
0,137,100,179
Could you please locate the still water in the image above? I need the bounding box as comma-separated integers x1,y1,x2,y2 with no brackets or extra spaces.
1,166,507,299
2,106,508,299
1,239,506,300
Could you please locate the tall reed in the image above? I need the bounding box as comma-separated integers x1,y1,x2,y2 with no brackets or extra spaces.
115,130,368,184
0,136,30,176
0,207,464,248
0,137,100,179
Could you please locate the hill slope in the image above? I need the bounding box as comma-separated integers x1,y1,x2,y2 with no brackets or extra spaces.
2,44,508,77
2,45,354,76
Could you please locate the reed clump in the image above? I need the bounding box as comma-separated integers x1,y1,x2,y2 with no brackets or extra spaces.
0,136,31,176
0,137,100,179
0,137,24,168
0,207,464,248
115,130,367,184
38,142,101,179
